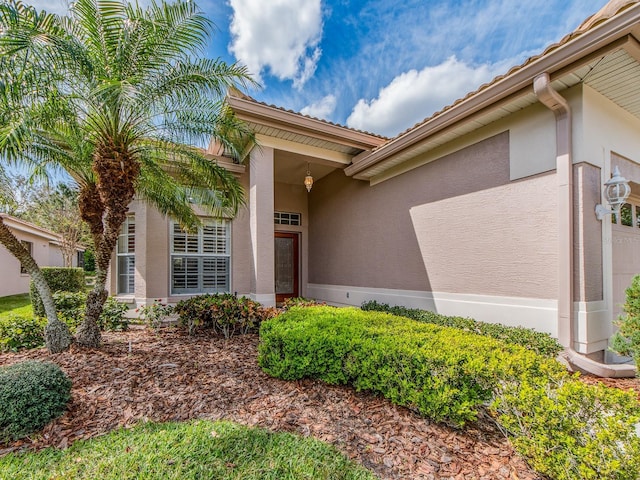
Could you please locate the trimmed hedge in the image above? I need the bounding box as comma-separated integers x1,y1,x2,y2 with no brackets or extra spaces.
30,267,85,317
361,300,563,357
0,361,72,442
259,307,640,479
259,306,562,426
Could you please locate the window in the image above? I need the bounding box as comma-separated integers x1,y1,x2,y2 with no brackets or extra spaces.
274,211,301,226
116,216,135,294
171,219,230,294
20,240,32,274
613,200,640,228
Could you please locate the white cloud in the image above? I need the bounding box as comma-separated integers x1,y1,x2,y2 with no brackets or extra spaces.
346,56,500,137
300,94,336,119
228,0,323,89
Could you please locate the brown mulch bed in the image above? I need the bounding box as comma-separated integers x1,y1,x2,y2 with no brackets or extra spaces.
1,327,545,479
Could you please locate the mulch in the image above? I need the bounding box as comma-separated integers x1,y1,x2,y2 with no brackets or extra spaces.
3,325,619,480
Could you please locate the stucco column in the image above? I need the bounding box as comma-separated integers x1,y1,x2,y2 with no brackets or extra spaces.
249,146,276,306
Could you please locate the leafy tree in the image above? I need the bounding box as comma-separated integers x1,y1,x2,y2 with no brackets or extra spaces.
0,0,254,349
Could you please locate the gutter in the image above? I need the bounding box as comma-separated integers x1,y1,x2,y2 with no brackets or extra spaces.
534,73,636,378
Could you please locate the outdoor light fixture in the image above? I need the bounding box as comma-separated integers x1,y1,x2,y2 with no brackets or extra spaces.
595,166,631,220
304,163,314,192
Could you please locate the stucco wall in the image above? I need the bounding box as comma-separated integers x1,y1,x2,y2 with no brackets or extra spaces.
309,131,559,300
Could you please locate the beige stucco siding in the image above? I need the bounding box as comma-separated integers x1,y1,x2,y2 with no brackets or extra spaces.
309,131,559,299
232,173,252,296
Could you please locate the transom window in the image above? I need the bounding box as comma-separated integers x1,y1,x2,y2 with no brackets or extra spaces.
274,211,301,226
116,216,135,294
171,219,230,295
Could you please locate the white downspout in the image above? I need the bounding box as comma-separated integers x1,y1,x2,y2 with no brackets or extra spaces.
533,73,635,378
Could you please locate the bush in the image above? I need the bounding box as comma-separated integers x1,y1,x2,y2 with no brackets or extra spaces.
137,300,174,330
175,293,278,338
30,267,85,317
361,300,563,357
611,274,640,369
493,375,640,480
53,292,129,333
0,361,72,442
259,306,561,426
0,314,46,352
260,306,640,479
282,297,326,309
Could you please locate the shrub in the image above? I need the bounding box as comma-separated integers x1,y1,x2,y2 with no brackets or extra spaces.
0,361,72,442
175,293,278,338
361,300,563,357
30,267,85,317
259,306,561,426
0,314,46,352
137,300,174,330
493,375,640,480
610,274,640,369
51,292,128,333
98,297,129,332
282,297,326,309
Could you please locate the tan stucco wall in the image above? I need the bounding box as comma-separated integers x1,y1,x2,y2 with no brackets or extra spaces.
309,131,559,299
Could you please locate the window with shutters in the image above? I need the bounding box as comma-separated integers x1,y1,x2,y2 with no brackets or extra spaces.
116,216,135,294
171,219,230,295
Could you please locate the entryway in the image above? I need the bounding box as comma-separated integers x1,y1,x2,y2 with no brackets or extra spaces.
275,232,299,303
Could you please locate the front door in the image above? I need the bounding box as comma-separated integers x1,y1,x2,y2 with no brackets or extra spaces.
275,232,299,303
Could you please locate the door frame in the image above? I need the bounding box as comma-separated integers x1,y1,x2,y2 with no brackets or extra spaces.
275,231,300,303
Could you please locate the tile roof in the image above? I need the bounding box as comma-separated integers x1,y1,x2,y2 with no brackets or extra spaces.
386,0,640,142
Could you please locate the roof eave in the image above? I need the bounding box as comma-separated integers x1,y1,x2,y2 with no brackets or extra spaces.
345,3,640,178
227,95,387,152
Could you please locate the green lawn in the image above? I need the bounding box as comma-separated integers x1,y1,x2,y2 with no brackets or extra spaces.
0,420,375,480
0,294,32,318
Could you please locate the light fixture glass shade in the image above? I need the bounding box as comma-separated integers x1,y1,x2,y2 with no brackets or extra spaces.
304,163,314,192
604,166,631,211
304,173,314,192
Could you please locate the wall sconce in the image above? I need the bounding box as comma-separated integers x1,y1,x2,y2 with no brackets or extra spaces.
304,163,314,192
595,166,631,220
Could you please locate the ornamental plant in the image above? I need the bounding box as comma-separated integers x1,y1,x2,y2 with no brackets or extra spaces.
611,274,640,369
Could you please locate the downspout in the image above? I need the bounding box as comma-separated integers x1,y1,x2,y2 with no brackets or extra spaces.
533,73,635,378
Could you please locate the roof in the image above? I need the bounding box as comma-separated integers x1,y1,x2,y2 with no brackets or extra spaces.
0,213,64,243
345,0,640,180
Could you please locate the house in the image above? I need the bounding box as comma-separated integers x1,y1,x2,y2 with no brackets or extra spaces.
0,214,84,298
109,0,640,376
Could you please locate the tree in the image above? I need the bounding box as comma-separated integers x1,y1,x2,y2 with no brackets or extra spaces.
0,0,254,348
0,168,72,352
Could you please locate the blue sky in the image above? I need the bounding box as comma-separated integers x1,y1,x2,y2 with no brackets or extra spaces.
32,0,607,137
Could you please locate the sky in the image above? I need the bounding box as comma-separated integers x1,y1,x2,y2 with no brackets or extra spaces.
28,0,608,138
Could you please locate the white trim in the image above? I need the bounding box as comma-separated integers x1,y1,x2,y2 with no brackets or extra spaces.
256,134,352,165
573,300,610,354
307,284,558,336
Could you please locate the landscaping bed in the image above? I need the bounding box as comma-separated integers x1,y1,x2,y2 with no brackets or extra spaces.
0,326,540,480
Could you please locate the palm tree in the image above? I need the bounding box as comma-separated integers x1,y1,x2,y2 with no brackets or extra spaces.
0,0,255,348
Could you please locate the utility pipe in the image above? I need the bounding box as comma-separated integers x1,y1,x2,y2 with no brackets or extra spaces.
534,73,635,378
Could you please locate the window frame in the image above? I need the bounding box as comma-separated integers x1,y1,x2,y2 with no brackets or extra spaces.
170,218,231,295
116,215,135,295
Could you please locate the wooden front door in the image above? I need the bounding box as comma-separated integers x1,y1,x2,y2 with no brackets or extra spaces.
275,232,299,303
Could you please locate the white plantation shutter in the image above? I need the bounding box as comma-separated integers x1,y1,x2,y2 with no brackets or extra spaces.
171,219,230,294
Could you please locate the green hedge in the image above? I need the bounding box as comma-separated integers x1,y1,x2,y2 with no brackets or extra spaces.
259,306,561,426
0,361,72,442
30,267,86,317
259,307,640,479
0,314,46,352
361,300,563,357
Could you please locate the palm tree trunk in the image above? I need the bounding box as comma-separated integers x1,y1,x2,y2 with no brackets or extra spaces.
0,217,71,352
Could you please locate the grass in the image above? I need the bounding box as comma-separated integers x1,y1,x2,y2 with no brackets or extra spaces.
0,420,376,480
0,294,32,319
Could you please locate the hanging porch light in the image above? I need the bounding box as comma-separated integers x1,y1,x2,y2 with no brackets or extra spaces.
304,163,314,192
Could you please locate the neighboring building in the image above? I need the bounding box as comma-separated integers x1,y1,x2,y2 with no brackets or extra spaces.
0,214,83,297
109,0,640,376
